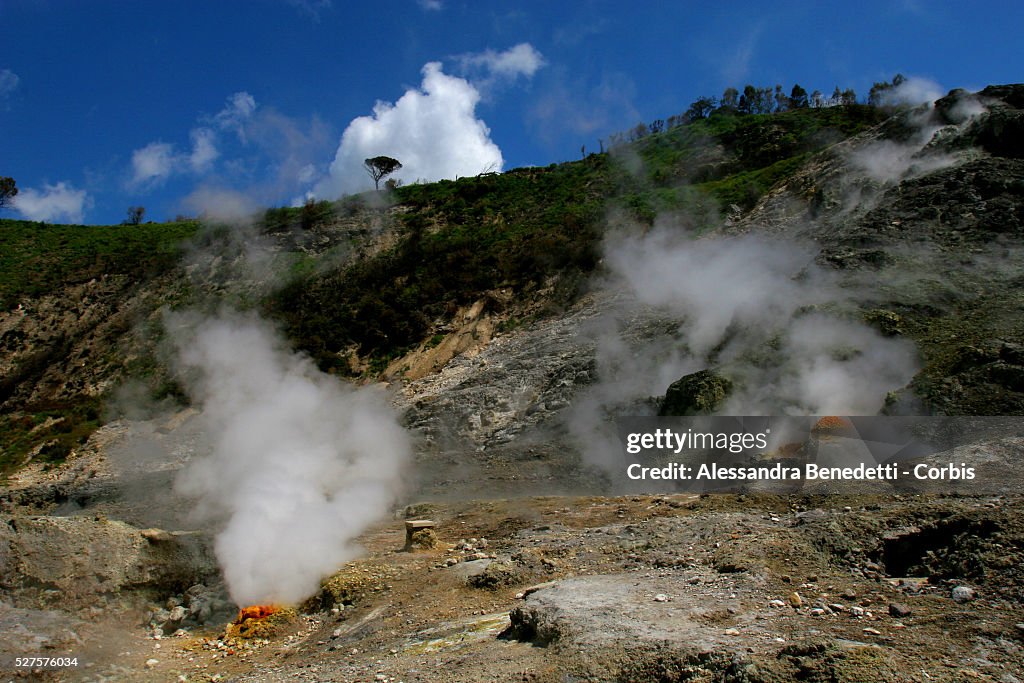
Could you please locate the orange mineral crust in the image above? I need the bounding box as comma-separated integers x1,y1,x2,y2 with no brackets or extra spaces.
234,605,279,623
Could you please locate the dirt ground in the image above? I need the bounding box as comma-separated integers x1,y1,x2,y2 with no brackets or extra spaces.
3,490,1022,683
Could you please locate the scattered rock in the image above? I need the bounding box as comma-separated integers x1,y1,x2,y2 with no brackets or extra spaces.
888,603,912,618
951,586,976,603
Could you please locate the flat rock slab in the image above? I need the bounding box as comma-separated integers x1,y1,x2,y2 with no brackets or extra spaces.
506,572,760,651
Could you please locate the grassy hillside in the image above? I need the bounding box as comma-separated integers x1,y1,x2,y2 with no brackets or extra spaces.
269,104,886,371
0,219,199,310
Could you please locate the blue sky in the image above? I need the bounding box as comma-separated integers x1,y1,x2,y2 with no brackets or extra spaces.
2,0,1022,225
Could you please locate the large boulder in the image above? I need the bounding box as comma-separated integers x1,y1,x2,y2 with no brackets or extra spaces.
658,369,732,416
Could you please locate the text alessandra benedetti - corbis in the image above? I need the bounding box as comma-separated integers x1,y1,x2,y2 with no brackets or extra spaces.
626,462,976,481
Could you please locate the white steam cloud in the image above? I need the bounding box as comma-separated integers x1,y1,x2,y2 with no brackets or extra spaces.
315,61,505,197
181,186,260,222
12,181,91,223
570,224,918,469
609,227,917,414
879,76,945,107
171,312,410,605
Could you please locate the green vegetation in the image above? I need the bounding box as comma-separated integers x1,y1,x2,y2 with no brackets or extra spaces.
269,105,886,370
0,176,17,209
270,158,607,369
0,219,199,309
0,397,102,473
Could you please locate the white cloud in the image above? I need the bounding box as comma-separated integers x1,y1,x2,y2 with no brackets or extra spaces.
189,127,220,172
315,61,503,197
131,142,177,186
215,91,257,141
0,69,18,98
127,90,331,201
454,43,547,100
417,0,443,10
457,43,546,81
13,182,91,223
130,121,225,188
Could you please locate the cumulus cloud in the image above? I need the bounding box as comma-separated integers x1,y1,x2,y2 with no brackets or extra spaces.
456,43,546,82
0,69,18,98
13,182,91,223
131,142,177,186
315,61,503,197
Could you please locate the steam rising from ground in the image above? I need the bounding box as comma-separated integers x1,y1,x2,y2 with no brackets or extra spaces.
169,311,410,605
570,224,918,469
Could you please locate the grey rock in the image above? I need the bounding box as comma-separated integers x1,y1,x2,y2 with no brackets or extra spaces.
888,602,913,617
951,586,976,602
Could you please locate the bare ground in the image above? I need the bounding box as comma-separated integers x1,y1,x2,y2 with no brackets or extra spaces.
2,488,1022,682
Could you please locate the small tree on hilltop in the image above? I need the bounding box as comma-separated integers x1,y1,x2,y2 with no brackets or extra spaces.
125,206,145,225
0,176,17,209
789,84,809,109
363,156,402,190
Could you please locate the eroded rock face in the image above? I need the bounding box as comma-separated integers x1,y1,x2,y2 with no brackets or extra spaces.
0,515,217,606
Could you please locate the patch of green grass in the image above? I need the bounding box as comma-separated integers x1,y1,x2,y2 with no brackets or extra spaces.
0,219,199,309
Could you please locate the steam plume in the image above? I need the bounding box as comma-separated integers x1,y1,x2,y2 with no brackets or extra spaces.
569,223,918,470
170,311,410,605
